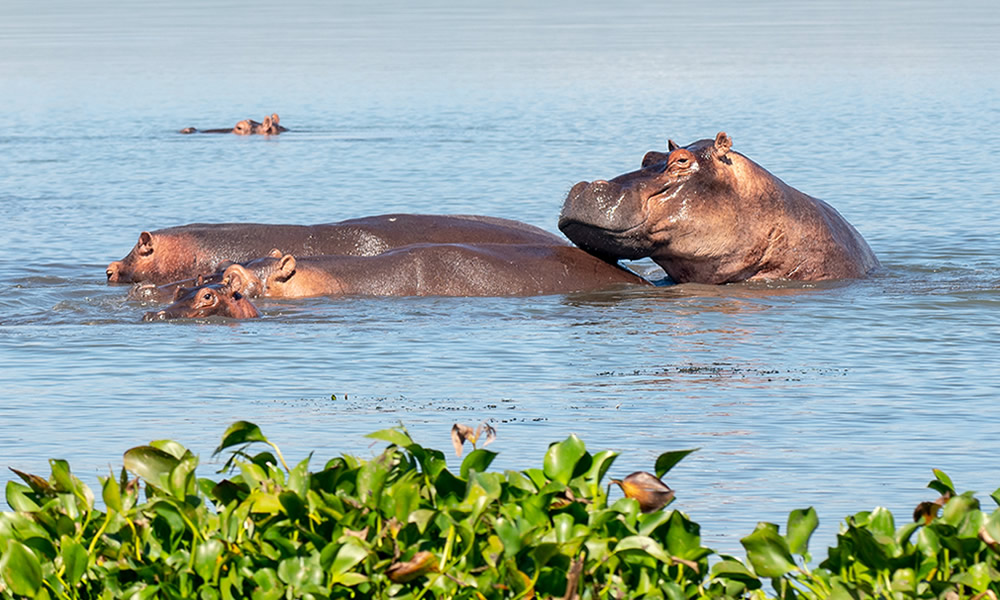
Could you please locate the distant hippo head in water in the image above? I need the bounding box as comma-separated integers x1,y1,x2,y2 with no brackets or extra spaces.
558,132,879,284
180,113,288,135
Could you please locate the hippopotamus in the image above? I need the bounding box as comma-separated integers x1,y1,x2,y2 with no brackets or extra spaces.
179,113,287,135
220,244,649,299
143,243,647,320
107,214,567,285
142,280,259,321
558,132,879,284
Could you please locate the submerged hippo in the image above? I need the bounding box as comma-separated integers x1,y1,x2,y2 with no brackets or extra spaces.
220,244,649,299
107,214,567,285
145,243,647,320
180,113,288,135
142,281,259,321
558,132,879,284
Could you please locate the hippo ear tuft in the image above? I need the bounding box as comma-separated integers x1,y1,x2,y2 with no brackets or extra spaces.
667,139,680,152
713,132,733,157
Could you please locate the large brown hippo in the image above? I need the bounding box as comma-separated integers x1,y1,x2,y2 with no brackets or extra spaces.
558,132,879,284
107,214,567,285
142,280,259,321
180,113,287,135
220,244,648,299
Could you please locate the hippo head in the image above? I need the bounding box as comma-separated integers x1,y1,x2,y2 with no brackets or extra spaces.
142,280,259,321
559,132,770,283
107,230,196,284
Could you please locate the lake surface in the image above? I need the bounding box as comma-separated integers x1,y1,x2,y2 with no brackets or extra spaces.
1,0,998,556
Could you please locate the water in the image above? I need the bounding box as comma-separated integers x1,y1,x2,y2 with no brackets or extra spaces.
1,0,999,556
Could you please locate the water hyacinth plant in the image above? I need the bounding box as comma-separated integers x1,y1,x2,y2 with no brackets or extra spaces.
0,421,997,599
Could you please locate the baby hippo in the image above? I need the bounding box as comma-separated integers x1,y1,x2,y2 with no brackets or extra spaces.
179,113,287,135
222,243,648,299
143,280,259,321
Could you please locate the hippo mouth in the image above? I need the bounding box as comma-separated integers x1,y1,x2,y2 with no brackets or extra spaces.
558,179,654,260
557,217,652,261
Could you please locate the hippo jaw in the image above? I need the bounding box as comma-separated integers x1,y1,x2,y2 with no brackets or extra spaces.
558,180,657,260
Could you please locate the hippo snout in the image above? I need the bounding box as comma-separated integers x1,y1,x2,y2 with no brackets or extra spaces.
106,261,124,282
142,310,168,322
559,179,654,260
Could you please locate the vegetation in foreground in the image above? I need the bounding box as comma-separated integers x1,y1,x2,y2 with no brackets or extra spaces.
1,421,999,599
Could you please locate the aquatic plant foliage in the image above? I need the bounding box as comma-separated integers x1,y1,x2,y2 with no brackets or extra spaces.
1,422,999,599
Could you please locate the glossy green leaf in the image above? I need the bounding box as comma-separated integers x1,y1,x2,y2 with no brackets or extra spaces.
741,522,797,578
460,448,497,479
124,445,180,490
991,486,1000,507
614,535,670,562
278,491,306,521
215,421,269,455
329,541,368,576
941,491,979,526
48,459,77,495
365,427,414,448
251,568,284,600
193,539,224,581
150,439,190,460
711,558,759,582
654,448,698,479
101,469,122,513
666,509,705,561
785,507,818,556
931,469,956,494
5,481,40,512
543,434,588,485
60,535,88,585
0,540,42,597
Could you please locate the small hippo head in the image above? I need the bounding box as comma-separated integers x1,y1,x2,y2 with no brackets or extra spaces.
254,114,287,135
232,119,259,135
559,132,758,282
142,280,259,321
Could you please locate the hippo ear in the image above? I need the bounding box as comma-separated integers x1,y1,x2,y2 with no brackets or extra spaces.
276,254,297,281
268,248,283,258
137,231,154,256
713,132,733,158
642,151,670,168
667,139,680,152
222,264,252,295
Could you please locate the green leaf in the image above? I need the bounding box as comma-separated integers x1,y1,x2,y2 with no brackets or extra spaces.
786,507,818,556
365,428,414,448
60,536,88,585
991,486,1000,507
48,459,76,494
654,448,698,479
941,491,979,526
194,539,224,582
5,481,41,512
711,559,759,583
583,450,618,486
279,491,306,521
740,522,797,578
614,535,671,562
543,435,588,485
930,469,955,494
329,542,368,576
665,509,704,561
101,470,122,513
460,449,498,479
215,421,269,455
0,540,42,597
150,439,190,460
124,445,180,490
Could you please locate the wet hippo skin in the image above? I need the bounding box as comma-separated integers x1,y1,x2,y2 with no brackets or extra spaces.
144,243,648,319
107,214,567,285
558,132,879,284
180,113,288,135
221,243,649,299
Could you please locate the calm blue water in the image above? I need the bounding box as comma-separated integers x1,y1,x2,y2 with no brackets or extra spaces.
1,0,999,555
